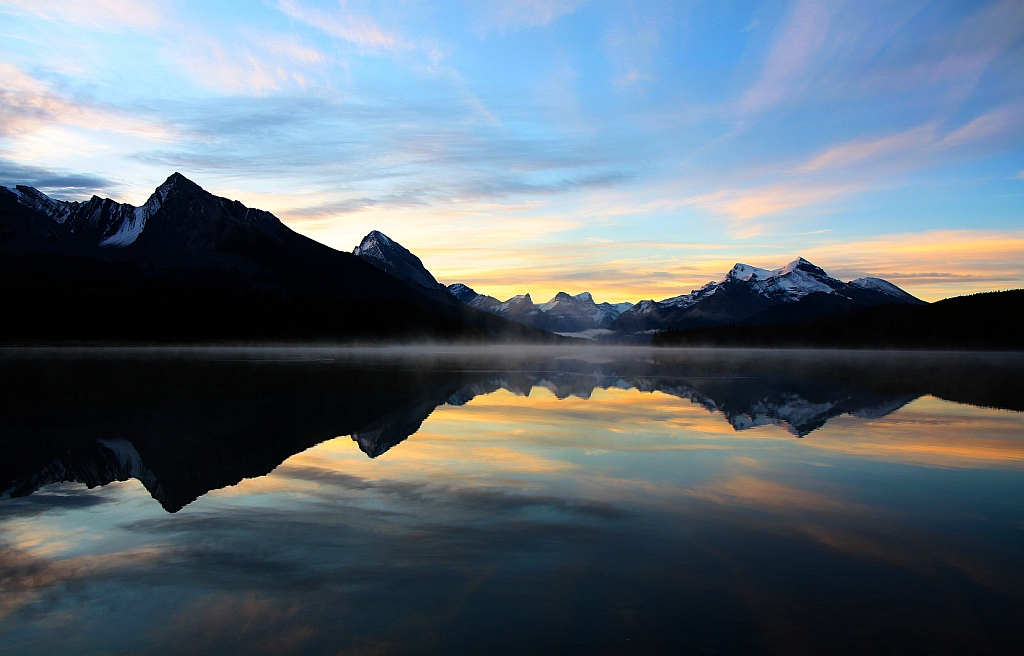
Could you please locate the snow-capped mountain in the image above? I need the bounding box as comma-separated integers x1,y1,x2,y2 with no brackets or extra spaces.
445,284,634,333
611,257,923,334
353,230,447,293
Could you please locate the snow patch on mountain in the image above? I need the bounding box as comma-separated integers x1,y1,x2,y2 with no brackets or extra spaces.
850,277,918,302
99,205,147,246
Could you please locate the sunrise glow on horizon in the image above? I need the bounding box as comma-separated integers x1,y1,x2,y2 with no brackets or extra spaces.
1,0,1022,303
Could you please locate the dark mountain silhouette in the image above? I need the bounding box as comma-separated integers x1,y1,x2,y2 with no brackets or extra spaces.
653,289,1024,350
0,174,559,344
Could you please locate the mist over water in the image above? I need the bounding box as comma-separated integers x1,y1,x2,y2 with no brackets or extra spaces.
1,346,1022,654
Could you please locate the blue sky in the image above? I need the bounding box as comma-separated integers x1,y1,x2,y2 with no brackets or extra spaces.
1,0,1022,301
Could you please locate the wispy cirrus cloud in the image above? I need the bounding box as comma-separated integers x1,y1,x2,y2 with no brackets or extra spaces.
171,30,333,94
680,99,1024,234
276,0,409,51
0,61,172,140
604,0,669,91
739,0,836,113
684,182,862,236
0,0,163,30
470,0,591,35
796,102,1024,174
738,0,1023,115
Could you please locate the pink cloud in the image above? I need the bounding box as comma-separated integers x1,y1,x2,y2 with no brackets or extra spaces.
276,0,408,51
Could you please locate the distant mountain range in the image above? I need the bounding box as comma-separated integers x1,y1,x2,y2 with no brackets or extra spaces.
350,229,631,333
350,228,923,337
0,174,556,343
447,285,633,334
0,170,977,346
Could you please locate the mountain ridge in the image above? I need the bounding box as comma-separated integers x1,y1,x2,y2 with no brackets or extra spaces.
0,173,560,343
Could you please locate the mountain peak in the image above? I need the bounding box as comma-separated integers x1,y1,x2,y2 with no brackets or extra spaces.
448,283,476,298
162,171,195,186
779,256,824,275
574,291,594,303
725,263,773,282
355,230,392,253
352,230,446,292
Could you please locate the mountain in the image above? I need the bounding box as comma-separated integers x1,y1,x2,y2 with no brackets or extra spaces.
612,257,922,335
353,230,452,303
0,174,559,343
445,283,633,333
653,288,1024,351
348,232,633,333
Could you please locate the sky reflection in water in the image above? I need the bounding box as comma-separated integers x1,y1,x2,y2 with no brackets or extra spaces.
0,348,1021,655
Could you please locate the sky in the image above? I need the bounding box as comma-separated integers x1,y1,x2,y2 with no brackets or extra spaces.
0,0,1022,303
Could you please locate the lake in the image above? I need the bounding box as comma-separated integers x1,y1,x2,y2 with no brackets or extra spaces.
0,346,1021,655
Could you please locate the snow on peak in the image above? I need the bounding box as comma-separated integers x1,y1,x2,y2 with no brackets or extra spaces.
574,292,593,303
353,230,392,255
352,230,446,291
779,257,811,274
725,263,773,282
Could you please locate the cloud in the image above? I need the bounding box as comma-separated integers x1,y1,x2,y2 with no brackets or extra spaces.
0,158,114,194
739,0,835,113
471,0,590,35
276,0,409,51
0,58,175,193
0,0,163,31
863,0,1024,103
803,229,1024,299
797,124,937,173
171,31,332,94
0,61,173,140
605,1,668,91
795,103,1024,175
684,181,862,233
676,99,1024,239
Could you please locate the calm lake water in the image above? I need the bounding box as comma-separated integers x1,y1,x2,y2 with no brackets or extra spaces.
0,347,1021,655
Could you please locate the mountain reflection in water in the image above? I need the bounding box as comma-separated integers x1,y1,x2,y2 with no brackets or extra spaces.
2,348,1020,512
0,347,1021,655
